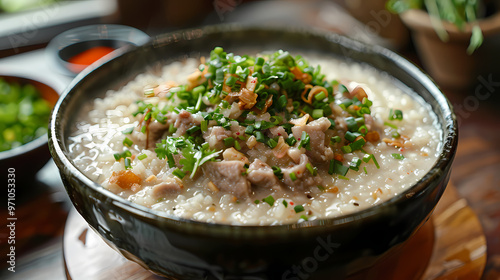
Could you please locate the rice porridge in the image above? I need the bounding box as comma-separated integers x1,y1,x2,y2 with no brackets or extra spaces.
68,48,441,225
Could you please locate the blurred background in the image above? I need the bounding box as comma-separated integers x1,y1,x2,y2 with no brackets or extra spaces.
0,0,499,279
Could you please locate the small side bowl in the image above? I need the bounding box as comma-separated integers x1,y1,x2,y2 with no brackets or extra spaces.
49,25,458,279
46,24,150,76
0,74,59,185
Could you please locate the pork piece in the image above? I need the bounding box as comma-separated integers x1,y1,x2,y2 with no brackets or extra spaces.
151,177,183,198
147,120,170,148
247,159,279,189
268,126,288,139
202,161,251,199
282,154,323,192
291,117,334,162
173,110,201,137
203,126,232,150
223,147,249,164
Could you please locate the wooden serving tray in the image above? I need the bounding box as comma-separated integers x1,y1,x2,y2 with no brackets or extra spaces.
63,183,486,280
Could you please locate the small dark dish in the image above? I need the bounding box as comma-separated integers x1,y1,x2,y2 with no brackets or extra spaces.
0,74,59,185
49,25,458,279
46,24,150,76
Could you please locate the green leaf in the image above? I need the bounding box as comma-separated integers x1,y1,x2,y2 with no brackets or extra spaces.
467,25,483,55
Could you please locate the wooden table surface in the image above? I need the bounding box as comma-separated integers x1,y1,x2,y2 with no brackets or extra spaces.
0,27,500,280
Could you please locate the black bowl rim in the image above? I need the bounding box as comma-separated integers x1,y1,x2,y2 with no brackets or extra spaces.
49,24,458,230
0,74,59,161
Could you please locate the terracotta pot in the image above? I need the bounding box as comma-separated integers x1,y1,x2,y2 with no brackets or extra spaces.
400,9,500,89
336,0,410,50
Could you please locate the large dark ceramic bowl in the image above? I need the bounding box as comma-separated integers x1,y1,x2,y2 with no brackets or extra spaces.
49,25,457,279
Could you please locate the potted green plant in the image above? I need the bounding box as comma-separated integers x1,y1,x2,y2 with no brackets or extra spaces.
387,0,500,89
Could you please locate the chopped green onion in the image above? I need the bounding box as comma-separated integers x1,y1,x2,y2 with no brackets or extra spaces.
285,136,297,146
289,172,297,181
254,199,260,204
355,117,364,125
372,155,380,169
384,122,398,129
172,169,186,179
267,138,278,149
177,91,191,100
306,163,317,176
229,64,238,74
341,145,352,154
215,68,224,84
283,200,288,208
328,118,336,129
255,57,265,66
122,127,134,134
339,84,348,94
113,153,121,161
317,185,325,191
392,153,405,160
124,158,132,169
314,91,326,101
201,120,208,132
144,88,154,97
345,117,358,132
312,109,323,119
339,175,349,180
186,126,200,135
389,109,403,121
234,141,241,150
335,161,349,176
297,131,310,150
255,131,266,143
122,150,132,158
363,154,380,169
166,153,176,168
137,153,147,160
344,131,359,142
224,137,235,147
225,76,237,87
349,138,366,151
192,85,205,98
349,157,362,171
294,205,305,213
364,166,368,174
245,125,255,135
330,136,341,144
358,125,368,135
263,195,275,207
272,166,283,180
168,123,177,133
278,95,288,110
340,99,353,109
328,160,335,175
220,100,230,109
299,215,309,221
213,46,223,54
391,130,400,138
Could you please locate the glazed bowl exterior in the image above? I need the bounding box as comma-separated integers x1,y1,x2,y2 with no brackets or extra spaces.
49,25,458,279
